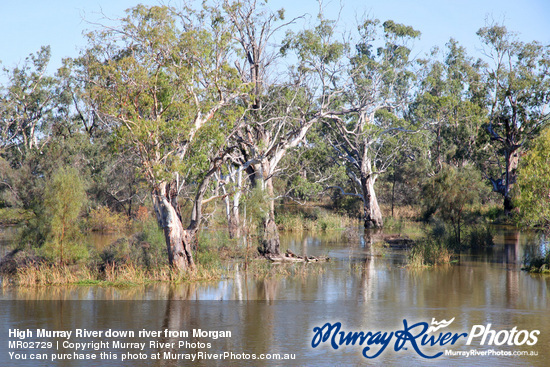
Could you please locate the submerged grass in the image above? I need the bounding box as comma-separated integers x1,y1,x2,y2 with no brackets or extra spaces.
5,225,325,286
9,256,325,286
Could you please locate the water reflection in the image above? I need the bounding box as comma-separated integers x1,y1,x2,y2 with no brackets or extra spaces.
0,226,549,366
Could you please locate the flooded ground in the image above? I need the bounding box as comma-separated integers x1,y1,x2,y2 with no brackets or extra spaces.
0,226,548,366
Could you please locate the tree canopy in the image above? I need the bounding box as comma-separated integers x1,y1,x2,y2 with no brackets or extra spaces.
2,3,550,272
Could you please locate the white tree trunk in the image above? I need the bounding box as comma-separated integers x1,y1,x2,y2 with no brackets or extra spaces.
152,182,195,271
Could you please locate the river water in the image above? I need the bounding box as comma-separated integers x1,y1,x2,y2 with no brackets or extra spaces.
0,226,548,366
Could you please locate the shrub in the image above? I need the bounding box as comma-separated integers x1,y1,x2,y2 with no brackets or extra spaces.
422,165,490,246
466,225,494,250
99,216,167,270
87,206,129,233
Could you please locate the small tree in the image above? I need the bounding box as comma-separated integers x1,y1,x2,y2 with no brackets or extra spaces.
422,164,487,247
41,167,87,264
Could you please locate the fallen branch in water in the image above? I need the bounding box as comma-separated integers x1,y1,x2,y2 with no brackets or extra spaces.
266,249,330,263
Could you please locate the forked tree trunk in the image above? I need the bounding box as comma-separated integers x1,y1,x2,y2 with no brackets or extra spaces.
152,182,195,271
361,173,383,229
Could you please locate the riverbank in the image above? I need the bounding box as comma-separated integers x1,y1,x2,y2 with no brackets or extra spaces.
1,204,547,287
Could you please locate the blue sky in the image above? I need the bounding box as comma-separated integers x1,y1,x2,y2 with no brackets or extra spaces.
0,0,549,76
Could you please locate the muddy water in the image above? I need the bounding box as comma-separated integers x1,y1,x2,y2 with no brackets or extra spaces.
0,226,548,366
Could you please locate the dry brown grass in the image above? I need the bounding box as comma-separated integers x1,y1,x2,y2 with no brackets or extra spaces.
380,204,421,220
9,261,228,287
16,264,97,286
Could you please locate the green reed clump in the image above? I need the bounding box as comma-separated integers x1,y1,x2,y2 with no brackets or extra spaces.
407,237,453,268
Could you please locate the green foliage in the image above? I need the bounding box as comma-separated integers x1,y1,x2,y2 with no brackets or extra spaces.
329,193,362,217
407,219,492,268
40,167,88,264
0,46,61,163
422,164,490,245
0,208,32,225
523,246,550,273
516,127,550,227
243,185,270,225
281,18,346,65
466,225,494,250
79,4,246,186
410,39,487,171
279,124,349,203
476,24,550,208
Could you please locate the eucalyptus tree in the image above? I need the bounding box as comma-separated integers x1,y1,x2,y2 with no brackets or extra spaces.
314,19,421,228
224,0,378,256
0,47,79,210
220,0,340,257
477,24,550,213
78,4,247,271
0,46,60,163
410,39,486,172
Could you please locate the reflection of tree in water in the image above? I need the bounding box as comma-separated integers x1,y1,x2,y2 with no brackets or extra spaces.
359,256,377,302
504,231,520,265
257,278,279,301
362,228,383,247
155,285,196,367
504,231,520,306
